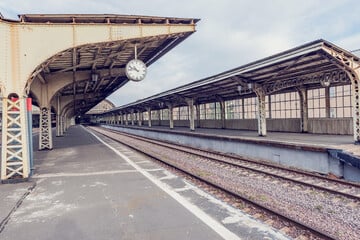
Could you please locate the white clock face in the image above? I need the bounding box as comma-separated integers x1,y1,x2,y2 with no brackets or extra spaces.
125,59,147,81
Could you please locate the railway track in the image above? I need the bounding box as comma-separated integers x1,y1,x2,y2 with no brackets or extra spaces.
89,126,360,240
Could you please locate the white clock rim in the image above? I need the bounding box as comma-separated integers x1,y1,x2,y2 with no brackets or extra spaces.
125,59,147,81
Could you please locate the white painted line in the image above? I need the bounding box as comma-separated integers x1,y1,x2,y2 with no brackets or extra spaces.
32,169,138,178
144,168,163,172
135,160,151,164
174,185,196,192
86,127,242,240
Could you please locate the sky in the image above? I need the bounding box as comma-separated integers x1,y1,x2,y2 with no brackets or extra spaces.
1,0,360,106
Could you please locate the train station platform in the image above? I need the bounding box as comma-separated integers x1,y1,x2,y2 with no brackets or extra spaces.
0,125,288,240
104,124,360,182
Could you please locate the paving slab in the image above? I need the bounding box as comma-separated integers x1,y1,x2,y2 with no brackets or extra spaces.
0,181,35,229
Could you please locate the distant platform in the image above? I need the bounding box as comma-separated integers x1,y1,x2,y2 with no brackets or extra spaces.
104,124,360,182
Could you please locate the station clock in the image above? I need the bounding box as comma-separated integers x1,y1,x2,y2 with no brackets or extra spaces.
125,59,147,82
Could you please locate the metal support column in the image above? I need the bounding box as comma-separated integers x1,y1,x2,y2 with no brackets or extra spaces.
131,110,135,125
62,114,67,133
195,104,200,128
158,109,162,126
147,108,152,127
62,115,66,133
56,113,62,137
138,110,143,126
167,104,174,129
60,115,64,135
39,106,53,150
186,98,195,131
321,49,360,143
120,113,124,125
254,85,267,136
241,98,245,119
349,70,360,144
56,95,62,137
298,88,308,133
268,94,272,119
325,87,331,118
26,98,34,175
1,97,30,181
220,100,226,129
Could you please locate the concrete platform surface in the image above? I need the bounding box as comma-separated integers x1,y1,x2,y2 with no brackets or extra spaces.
0,125,289,240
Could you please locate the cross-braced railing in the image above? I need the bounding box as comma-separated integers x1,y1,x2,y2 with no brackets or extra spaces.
39,107,53,150
1,98,30,181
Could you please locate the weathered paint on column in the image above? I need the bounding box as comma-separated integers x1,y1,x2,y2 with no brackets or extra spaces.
147,108,152,127
125,113,128,125
60,115,64,135
56,95,62,137
1,97,30,181
254,85,267,136
349,70,360,144
167,104,174,129
39,107,53,150
195,104,200,128
138,110,143,126
241,98,245,119
322,47,360,144
120,113,124,125
62,114,67,133
131,110,135,125
298,88,308,133
186,98,195,131
325,87,331,118
220,100,226,129
56,113,62,137
268,95,272,119
158,109,162,126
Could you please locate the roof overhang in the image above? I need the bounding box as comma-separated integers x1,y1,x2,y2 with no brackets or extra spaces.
18,14,200,25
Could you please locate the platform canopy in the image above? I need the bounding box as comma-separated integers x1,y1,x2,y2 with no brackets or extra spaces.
1,13,200,181
107,39,359,110
21,14,199,115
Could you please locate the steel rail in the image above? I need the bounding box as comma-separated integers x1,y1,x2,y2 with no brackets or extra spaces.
102,127,360,201
90,126,337,240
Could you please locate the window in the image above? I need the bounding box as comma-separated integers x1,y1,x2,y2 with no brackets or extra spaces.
205,103,216,119
143,112,148,121
196,102,222,120
179,106,189,120
243,97,257,119
151,110,159,120
270,92,300,118
215,102,221,119
308,88,326,118
173,107,179,120
329,85,352,118
199,104,206,119
225,99,243,119
161,109,169,120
